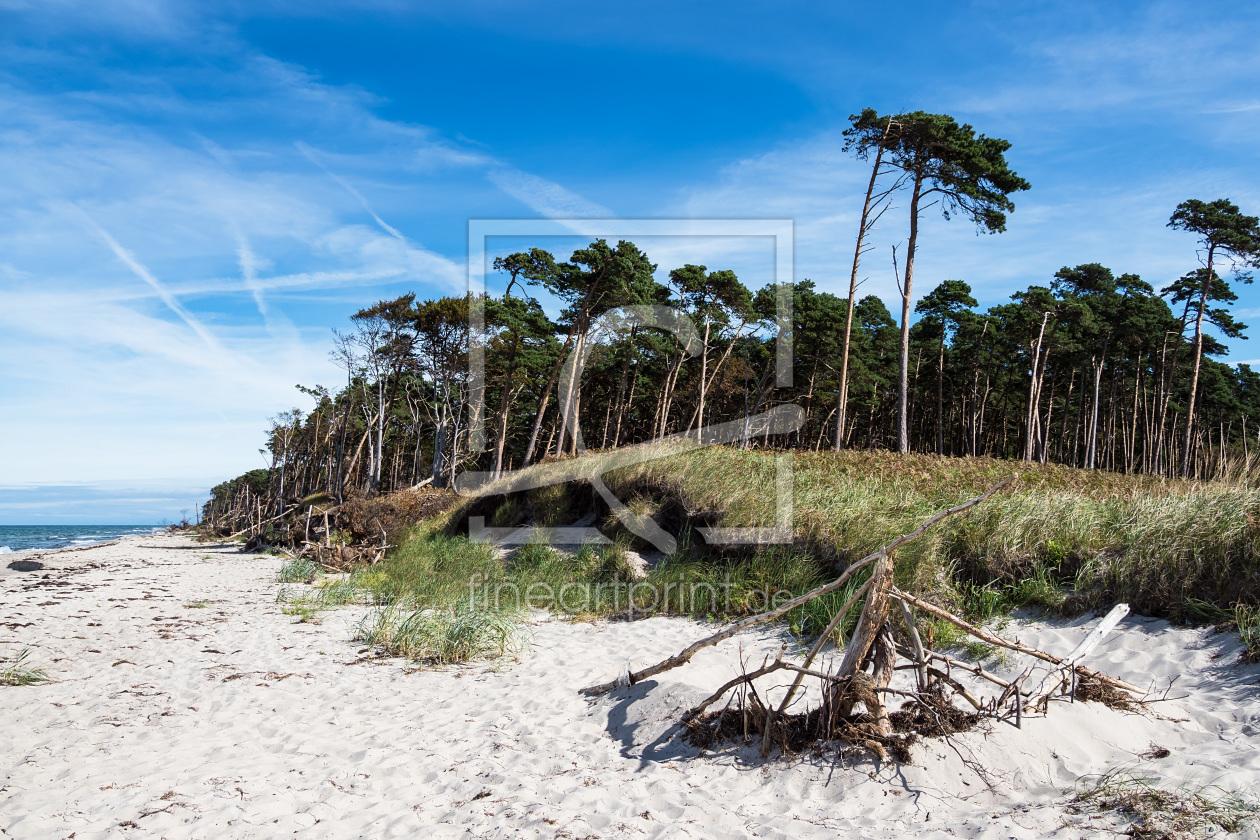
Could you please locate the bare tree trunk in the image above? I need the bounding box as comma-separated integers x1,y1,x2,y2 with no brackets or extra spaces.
615,358,640,447
521,327,577,466
1181,249,1216,477
836,121,894,451
968,320,990,455
696,312,711,437
1024,312,1051,461
897,177,925,454
936,334,945,456
1086,357,1104,469
557,328,587,457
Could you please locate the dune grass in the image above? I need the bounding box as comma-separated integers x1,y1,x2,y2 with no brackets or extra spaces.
275,558,318,583
1073,769,1259,839
302,447,1260,667
354,598,523,665
584,447,1260,622
0,648,51,686
346,524,870,654
1233,604,1260,663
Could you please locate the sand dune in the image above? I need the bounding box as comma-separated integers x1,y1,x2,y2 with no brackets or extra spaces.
2,534,1258,838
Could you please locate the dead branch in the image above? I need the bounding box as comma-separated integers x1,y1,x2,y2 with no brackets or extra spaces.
890,588,1144,696
688,660,789,719
580,556,877,696
768,575,875,718
925,666,984,710
898,599,929,690
224,503,301,540
921,648,1013,691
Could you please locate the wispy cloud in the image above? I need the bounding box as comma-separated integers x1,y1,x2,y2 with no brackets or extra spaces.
296,140,409,242
68,205,225,352
488,168,613,219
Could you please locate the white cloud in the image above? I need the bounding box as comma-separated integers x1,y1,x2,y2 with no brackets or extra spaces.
0,21,628,498
488,168,614,219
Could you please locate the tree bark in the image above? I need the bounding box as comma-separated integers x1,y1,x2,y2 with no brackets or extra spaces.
836,122,894,451
1181,247,1217,477
897,176,924,454
521,326,577,466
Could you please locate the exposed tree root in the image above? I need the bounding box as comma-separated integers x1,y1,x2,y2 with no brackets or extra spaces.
590,476,1151,770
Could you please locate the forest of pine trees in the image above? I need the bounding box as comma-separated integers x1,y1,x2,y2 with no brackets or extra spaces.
203,110,1260,523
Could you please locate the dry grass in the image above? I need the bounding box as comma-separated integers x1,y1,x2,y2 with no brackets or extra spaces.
1230,604,1260,663
344,446,1260,668
575,447,1260,620
1072,770,1259,839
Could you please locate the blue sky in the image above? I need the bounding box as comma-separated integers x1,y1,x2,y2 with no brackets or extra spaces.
1,0,1258,523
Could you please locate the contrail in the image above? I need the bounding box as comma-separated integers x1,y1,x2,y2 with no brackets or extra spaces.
230,223,270,320
487,168,613,220
71,205,223,353
296,141,407,243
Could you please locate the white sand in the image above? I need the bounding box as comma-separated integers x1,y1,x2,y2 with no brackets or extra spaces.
2,534,1259,839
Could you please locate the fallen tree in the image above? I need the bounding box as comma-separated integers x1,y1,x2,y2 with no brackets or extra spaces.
581,475,1149,760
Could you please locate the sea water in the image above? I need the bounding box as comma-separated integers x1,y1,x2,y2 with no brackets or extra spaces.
0,525,162,554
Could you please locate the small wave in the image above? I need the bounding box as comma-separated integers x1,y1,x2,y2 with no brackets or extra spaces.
0,546,11,554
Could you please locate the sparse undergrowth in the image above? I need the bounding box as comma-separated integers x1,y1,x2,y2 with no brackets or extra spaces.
0,648,51,686
1072,770,1259,839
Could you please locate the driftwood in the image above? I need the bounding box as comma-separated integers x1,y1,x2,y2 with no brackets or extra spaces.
580,475,1015,697
925,666,984,709
688,655,932,721
579,555,879,696
890,588,1144,696
898,599,929,690
299,541,390,571
1027,603,1130,705
919,648,1013,691
588,473,1147,762
225,504,301,540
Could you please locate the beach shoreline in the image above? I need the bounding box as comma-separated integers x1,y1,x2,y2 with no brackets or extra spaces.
1,534,1258,839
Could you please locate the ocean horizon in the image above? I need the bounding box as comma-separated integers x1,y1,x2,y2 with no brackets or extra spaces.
0,525,163,554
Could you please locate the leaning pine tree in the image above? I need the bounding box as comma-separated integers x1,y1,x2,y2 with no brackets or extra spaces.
848,110,1030,454
1167,198,1260,477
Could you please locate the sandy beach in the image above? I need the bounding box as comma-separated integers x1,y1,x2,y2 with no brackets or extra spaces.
2,534,1259,839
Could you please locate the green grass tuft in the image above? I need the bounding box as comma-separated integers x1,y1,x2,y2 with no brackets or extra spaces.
1234,604,1260,663
282,605,322,624
355,597,523,665
0,648,51,686
276,559,318,583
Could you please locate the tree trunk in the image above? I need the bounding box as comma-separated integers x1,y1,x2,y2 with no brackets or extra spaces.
557,327,587,457
1181,248,1216,477
897,176,924,454
1086,357,1104,469
1024,312,1051,461
696,312,711,437
836,121,893,451
521,326,577,466
936,334,945,456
